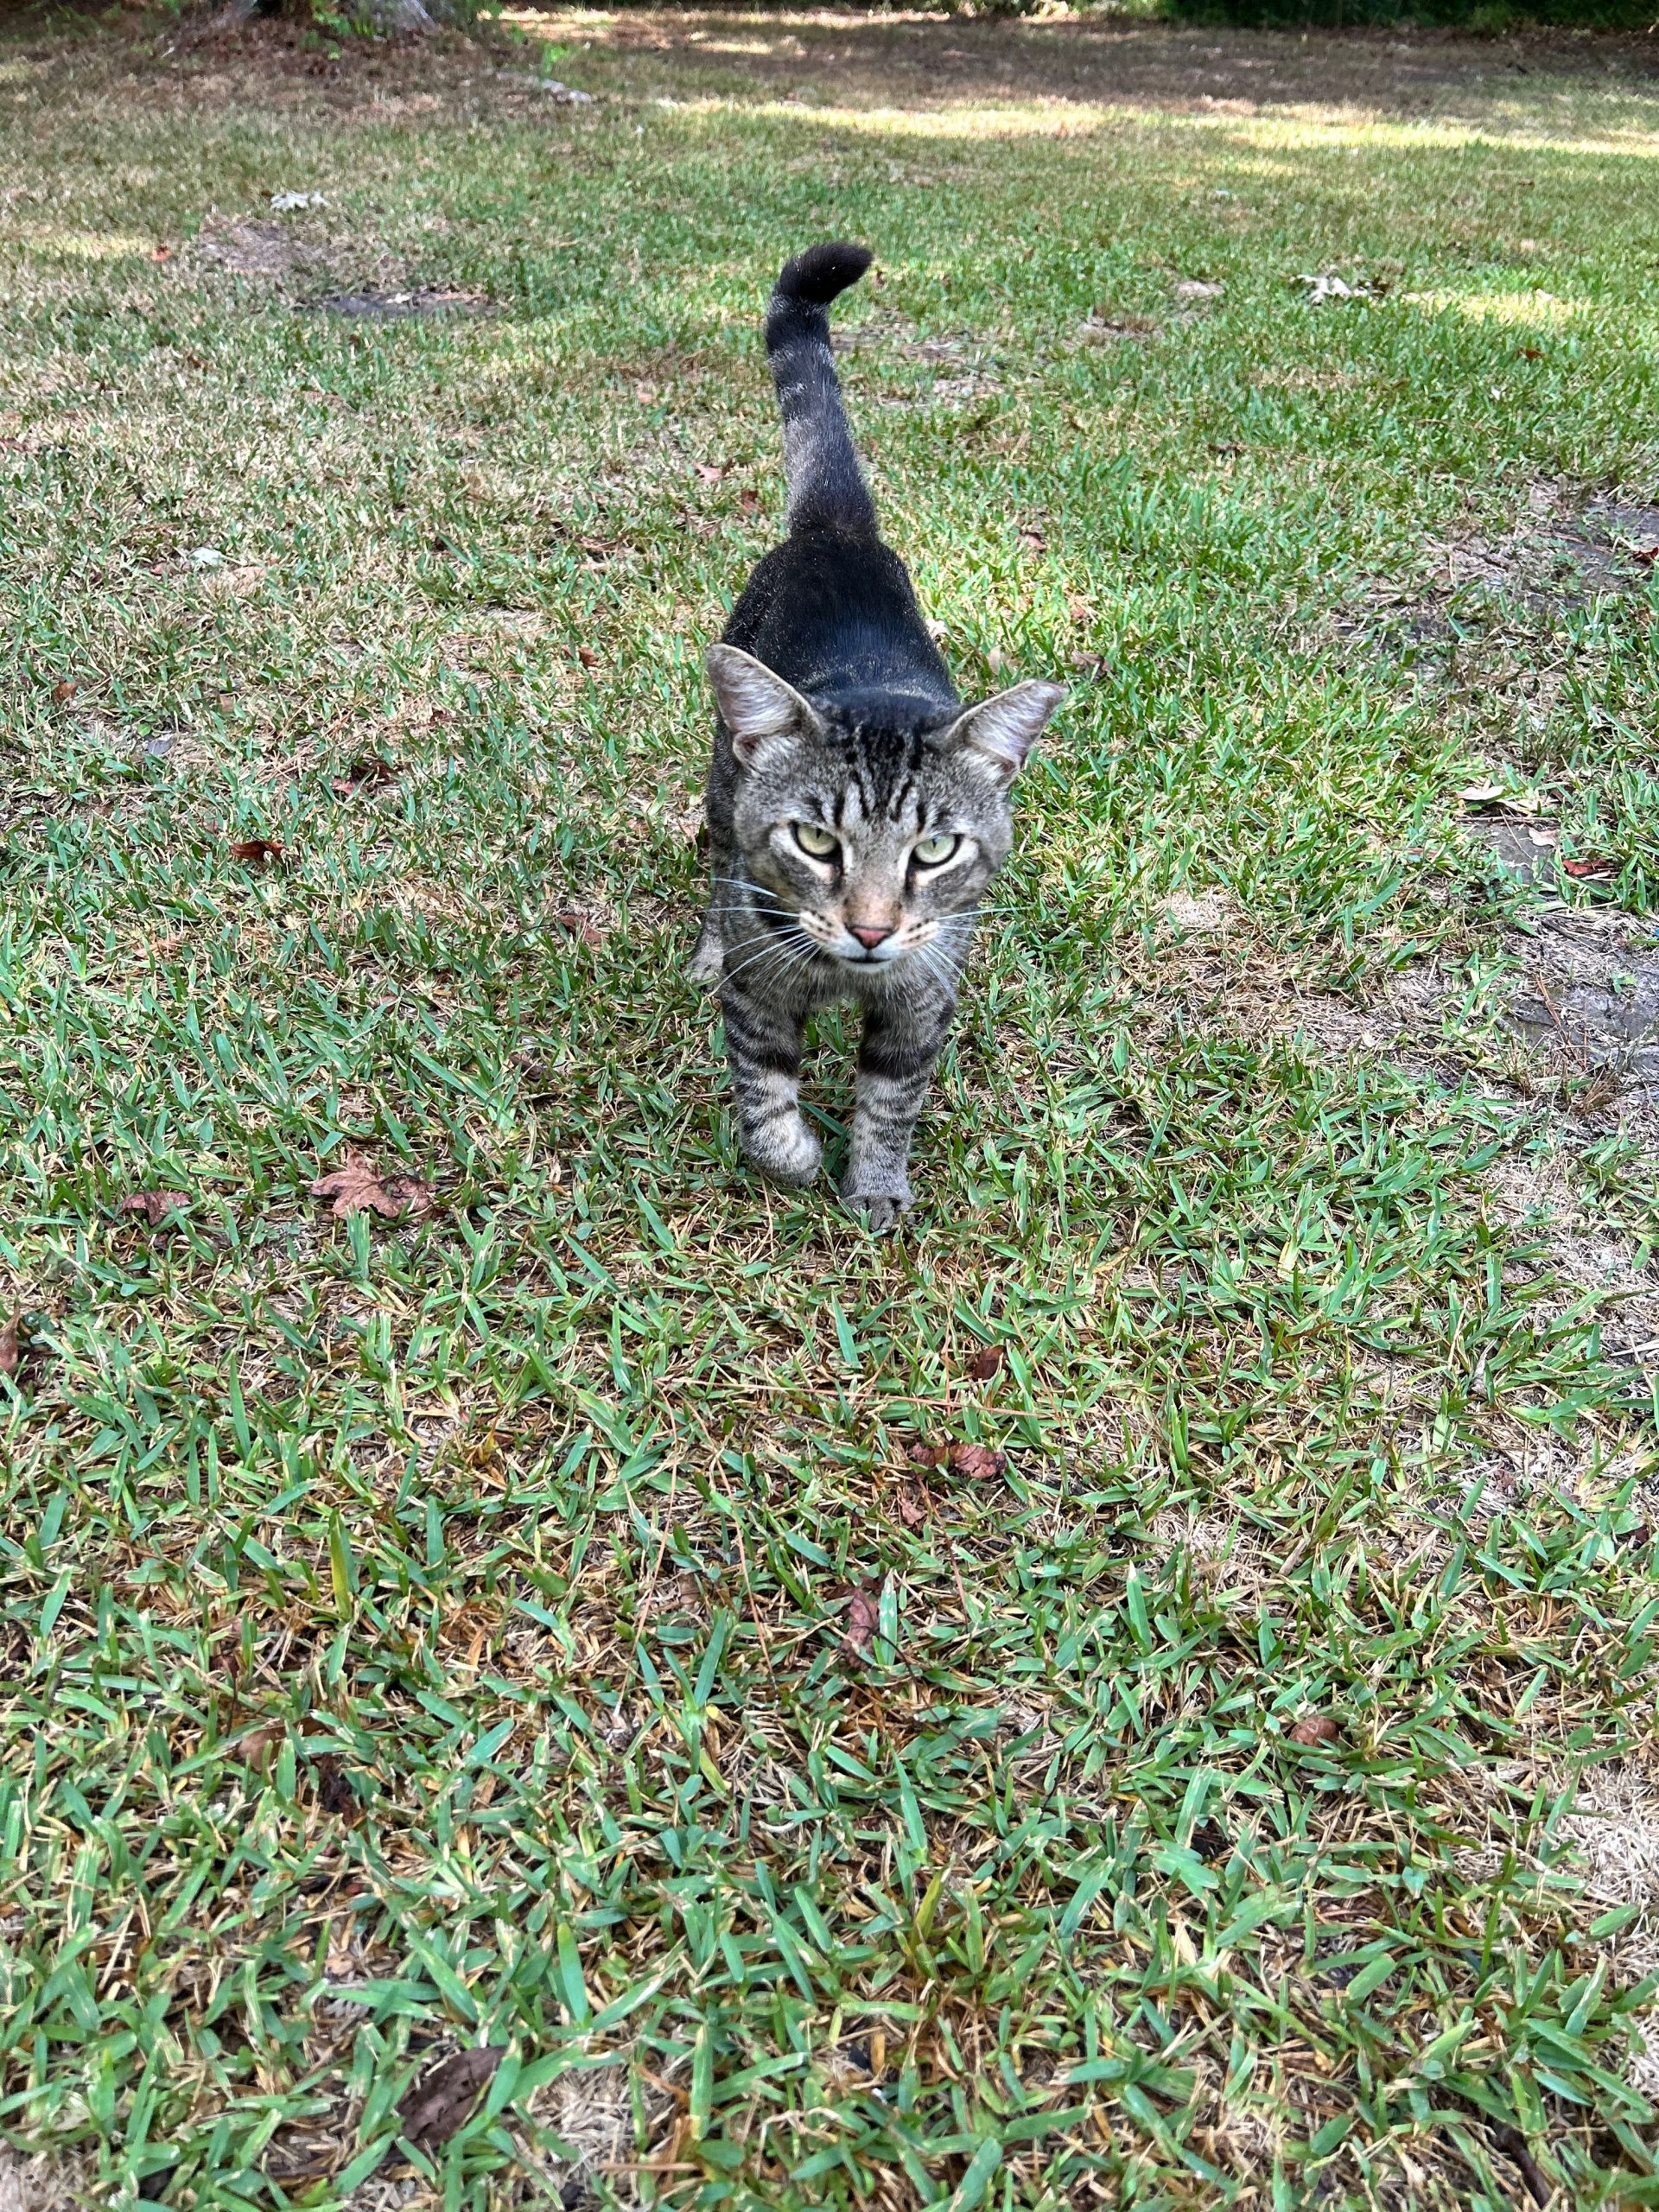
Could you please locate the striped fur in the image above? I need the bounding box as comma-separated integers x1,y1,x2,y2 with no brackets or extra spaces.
695,245,1065,1231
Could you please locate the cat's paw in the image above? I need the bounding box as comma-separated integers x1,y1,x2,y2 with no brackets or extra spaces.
685,930,724,990
746,1116,822,1189
843,1183,912,1236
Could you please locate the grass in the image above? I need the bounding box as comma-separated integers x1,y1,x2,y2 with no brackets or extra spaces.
3,8,1659,2209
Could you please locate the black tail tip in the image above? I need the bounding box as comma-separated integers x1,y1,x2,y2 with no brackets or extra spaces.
774,240,874,308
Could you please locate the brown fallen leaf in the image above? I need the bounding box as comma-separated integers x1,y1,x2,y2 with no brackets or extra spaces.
695,461,725,485
895,1486,930,1530
229,836,284,864
118,1190,191,1226
577,645,598,669
0,1313,18,1380
238,1720,286,1771
398,2046,505,2153
150,244,172,263
1562,855,1616,880
965,1344,1004,1382
1632,544,1659,568
1518,346,1543,360
738,489,761,516
555,908,606,946
843,1585,880,1656
52,680,77,704
906,1441,947,1471
309,1153,435,1221
311,1753,356,1815
330,755,395,797
947,1441,1007,1482
1288,1713,1342,1746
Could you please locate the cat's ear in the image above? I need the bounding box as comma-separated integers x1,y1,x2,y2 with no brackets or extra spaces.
705,645,823,767
939,681,1066,783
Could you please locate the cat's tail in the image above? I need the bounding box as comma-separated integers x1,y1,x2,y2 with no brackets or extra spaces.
766,241,877,537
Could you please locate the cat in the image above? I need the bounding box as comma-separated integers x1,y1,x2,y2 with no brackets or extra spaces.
691,242,1065,1233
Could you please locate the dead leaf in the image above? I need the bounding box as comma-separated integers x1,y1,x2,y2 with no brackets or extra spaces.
238,1721,285,1770
309,1153,435,1221
1630,544,1659,567
555,909,605,946
696,461,725,484
1562,856,1616,880
965,1344,1004,1382
0,1313,18,1380
1288,1713,1342,1746
1519,346,1543,360
52,680,77,703
895,1486,930,1530
947,1441,1007,1482
906,1441,947,1470
634,381,659,404
330,755,395,798
229,836,284,864
310,1753,356,1814
577,645,597,669
738,489,760,516
118,1190,191,1226
843,1585,880,1656
149,244,172,263
1457,784,1545,817
397,2046,505,2152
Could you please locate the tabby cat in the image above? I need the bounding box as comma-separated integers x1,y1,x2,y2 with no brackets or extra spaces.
692,243,1065,1232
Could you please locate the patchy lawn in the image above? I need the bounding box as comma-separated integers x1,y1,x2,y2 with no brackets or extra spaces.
3,9,1659,2209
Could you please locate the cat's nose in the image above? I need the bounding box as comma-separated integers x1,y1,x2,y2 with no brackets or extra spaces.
848,922,893,950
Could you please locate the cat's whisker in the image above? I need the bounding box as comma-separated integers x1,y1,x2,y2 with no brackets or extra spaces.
721,927,818,988
709,875,786,900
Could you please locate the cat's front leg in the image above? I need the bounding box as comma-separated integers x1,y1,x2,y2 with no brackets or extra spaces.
842,992,954,1234
721,980,822,1189
686,910,725,988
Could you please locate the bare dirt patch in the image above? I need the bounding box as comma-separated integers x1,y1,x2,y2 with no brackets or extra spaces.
181,214,484,319
1350,481,1659,657
1432,483,1659,621
187,217,326,281
1510,906,1659,1109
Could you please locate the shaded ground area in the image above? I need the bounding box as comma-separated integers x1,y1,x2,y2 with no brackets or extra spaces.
509,5,1659,117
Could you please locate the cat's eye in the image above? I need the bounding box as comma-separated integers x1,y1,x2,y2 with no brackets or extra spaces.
912,833,961,867
791,823,839,860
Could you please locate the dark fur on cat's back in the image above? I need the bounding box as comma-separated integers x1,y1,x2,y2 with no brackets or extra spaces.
694,243,1064,1232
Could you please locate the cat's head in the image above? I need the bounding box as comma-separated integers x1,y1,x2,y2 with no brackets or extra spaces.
706,644,1064,972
